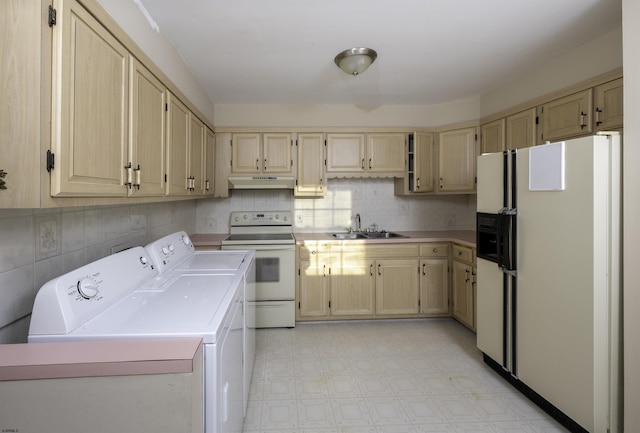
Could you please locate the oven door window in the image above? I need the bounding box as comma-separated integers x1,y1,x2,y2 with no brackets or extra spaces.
256,257,280,283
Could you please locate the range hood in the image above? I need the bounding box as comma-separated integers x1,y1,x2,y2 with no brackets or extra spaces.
228,176,295,190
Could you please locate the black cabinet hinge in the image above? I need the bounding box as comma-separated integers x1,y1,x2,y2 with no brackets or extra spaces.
165,103,168,111
164,174,167,183
48,5,57,27
474,134,478,141
535,116,539,125
328,301,331,309
46,150,55,172
298,302,300,309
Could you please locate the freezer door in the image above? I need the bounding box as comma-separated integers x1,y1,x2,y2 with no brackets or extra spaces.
476,258,506,366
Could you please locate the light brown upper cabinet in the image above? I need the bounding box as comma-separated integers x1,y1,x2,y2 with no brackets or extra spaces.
165,93,190,196
506,108,537,150
231,133,293,174
438,127,477,193
594,78,623,131
295,133,326,196
480,119,505,154
204,128,215,196
395,132,435,195
326,133,405,176
539,89,593,143
188,115,206,195
128,57,166,197
51,0,129,197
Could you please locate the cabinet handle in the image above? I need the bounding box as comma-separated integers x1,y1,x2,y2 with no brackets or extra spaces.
595,107,603,126
369,158,372,170
256,159,259,170
416,177,420,189
439,177,444,189
205,179,210,191
422,263,426,275
323,264,326,277
465,269,470,282
361,158,365,169
124,162,133,189
370,264,373,276
264,158,267,170
458,250,463,256
133,165,141,190
377,264,381,276
433,248,438,253
580,111,587,129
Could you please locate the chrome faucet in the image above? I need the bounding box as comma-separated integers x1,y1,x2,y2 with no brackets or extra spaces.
354,213,361,232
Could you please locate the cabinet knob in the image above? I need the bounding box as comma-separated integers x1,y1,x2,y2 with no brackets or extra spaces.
433,248,438,253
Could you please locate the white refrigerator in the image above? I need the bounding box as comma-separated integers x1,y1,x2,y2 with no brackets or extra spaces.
475,134,622,433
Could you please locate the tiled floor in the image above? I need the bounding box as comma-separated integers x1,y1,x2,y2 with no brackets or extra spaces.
242,319,569,433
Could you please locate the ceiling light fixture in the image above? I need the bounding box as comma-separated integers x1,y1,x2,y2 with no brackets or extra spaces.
334,47,377,76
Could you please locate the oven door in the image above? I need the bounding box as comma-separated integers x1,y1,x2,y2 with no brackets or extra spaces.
222,244,295,301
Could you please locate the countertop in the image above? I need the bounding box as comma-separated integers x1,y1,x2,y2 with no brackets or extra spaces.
0,338,202,381
191,231,476,248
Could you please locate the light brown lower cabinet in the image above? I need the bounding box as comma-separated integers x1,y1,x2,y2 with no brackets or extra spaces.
297,242,469,322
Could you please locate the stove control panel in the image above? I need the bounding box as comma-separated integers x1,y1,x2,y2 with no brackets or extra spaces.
230,211,292,226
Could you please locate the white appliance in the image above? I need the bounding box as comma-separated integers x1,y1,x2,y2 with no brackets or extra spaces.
476,134,622,433
145,231,256,416
222,211,295,328
28,246,248,433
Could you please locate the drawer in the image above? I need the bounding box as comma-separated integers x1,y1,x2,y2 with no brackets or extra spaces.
419,243,449,258
298,242,330,259
452,244,474,264
337,244,419,259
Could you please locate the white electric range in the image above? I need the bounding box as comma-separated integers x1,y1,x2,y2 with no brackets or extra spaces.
29,242,253,433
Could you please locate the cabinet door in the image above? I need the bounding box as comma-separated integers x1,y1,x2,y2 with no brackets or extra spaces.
438,127,476,193
231,133,261,173
481,119,505,154
129,57,165,197
375,259,419,315
51,0,128,196
326,133,366,173
295,133,326,196
420,259,449,315
414,132,435,193
366,133,405,173
263,133,293,173
204,128,215,196
506,108,536,150
594,78,623,131
540,89,592,142
189,115,205,195
0,1,41,207
452,260,474,329
298,259,330,319
330,260,375,317
166,93,189,196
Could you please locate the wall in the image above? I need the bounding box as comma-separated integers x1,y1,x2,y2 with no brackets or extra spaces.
479,25,622,117
622,0,639,428
0,201,196,344
95,0,215,123
196,179,476,234
213,98,481,128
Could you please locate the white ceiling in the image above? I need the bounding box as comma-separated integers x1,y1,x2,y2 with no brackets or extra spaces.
139,0,621,106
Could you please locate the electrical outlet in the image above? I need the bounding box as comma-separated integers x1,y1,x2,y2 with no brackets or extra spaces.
399,203,408,215
296,213,303,224
206,218,216,232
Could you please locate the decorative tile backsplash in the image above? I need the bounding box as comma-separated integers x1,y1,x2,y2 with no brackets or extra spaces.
196,178,476,233
0,201,196,344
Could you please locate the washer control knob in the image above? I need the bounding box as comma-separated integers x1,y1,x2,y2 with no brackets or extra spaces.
282,214,288,222
168,244,175,253
243,214,249,220
161,246,170,256
139,256,148,266
77,278,99,299
181,235,190,246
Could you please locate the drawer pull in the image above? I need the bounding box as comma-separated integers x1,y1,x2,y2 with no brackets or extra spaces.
433,248,438,253
422,263,426,275
378,264,382,276
370,264,373,276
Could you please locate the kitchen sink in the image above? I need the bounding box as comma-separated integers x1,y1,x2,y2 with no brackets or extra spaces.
328,231,407,240
329,232,368,239
363,231,407,239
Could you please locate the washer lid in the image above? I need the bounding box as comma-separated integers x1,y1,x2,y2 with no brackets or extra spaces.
68,273,242,344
